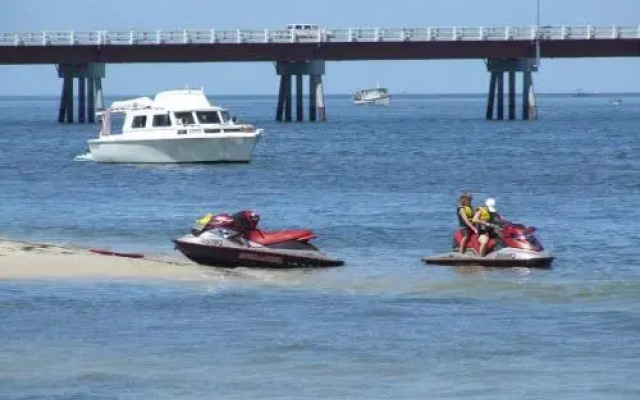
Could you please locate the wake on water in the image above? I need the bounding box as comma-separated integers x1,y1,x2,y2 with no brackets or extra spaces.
73,152,93,162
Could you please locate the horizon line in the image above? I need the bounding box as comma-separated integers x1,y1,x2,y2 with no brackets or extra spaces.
0,91,636,98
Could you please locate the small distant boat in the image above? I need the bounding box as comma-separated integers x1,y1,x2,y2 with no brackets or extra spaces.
353,85,390,106
573,89,589,97
611,98,623,106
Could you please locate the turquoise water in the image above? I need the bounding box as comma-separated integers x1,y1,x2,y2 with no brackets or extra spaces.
1,94,639,399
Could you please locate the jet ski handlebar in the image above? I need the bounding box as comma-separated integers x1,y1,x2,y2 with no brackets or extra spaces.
484,222,502,232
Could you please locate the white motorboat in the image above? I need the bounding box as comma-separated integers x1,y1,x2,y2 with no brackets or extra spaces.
353,85,390,106
87,88,263,163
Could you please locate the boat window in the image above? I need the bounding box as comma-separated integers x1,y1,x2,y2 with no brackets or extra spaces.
196,111,221,124
219,111,230,123
152,114,172,127
131,115,147,129
110,114,125,133
174,112,195,125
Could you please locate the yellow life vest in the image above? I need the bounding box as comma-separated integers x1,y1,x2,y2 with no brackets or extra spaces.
196,213,214,226
457,205,474,227
461,205,474,219
192,213,213,230
476,206,491,222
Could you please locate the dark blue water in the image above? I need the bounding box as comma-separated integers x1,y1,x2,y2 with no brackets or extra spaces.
1,94,639,399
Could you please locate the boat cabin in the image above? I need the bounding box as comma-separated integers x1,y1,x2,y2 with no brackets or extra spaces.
101,89,246,136
354,87,388,100
121,108,239,134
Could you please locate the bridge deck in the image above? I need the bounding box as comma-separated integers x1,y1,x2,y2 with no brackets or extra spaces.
1,25,639,64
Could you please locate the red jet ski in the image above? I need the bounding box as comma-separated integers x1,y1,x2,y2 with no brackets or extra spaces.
423,221,554,269
173,210,344,268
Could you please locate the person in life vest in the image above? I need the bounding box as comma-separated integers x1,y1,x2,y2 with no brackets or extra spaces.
457,192,478,253
191,213,215,234
472,197,505,257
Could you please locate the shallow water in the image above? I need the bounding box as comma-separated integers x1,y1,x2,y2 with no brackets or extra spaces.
1,94,639,398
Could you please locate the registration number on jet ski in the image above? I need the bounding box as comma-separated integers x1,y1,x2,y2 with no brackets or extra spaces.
201,237,223,246
496,253,517,259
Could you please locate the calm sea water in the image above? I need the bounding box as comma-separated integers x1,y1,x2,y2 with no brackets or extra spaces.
1,93,639,399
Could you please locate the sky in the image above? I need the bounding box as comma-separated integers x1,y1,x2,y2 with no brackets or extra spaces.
1,0,640,95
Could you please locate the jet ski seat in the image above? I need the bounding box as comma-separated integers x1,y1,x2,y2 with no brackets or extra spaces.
247,229,316,245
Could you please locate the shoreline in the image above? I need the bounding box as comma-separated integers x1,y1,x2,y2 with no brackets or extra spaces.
0,238,215,281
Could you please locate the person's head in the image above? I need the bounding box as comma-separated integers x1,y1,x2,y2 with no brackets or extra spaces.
246,209,260,229
459,192,473,206
485,197,497,212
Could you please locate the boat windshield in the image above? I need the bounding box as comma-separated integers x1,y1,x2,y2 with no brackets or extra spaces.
174,111,196,125
110,114,125,133
196,111,221,124
219,111,231,123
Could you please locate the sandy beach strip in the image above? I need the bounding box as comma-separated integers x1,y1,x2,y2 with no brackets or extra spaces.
0,238,216,281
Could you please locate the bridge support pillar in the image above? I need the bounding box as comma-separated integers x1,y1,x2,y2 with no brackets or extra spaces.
284,75,292,122
309,75,317,122
485,58,538,121
313,75,326,122
57,63,105,124
276,73,287,122
496,72,504,120
276,60,325,122
296,74,303,122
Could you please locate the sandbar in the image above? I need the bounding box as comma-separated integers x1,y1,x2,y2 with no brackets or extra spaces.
0,239,214,281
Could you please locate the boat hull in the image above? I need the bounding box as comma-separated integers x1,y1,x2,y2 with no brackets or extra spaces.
88,133,261,163
174,238,344,269
354,96,390,106
422,250,554,269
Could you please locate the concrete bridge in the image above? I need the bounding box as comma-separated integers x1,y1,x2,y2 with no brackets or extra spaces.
1,25,639,123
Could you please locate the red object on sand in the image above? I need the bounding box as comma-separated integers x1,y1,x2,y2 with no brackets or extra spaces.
89,248,144,258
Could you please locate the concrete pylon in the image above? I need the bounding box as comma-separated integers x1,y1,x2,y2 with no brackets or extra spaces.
275,60,326,122
57,63,105,124
485,58,538,121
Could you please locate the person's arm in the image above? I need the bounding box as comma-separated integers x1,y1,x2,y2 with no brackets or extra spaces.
496,213,507,225
472,210,487,226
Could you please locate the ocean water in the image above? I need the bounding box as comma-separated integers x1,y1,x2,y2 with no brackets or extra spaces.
1,93,639,399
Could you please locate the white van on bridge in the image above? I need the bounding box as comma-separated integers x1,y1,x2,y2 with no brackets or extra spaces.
287,24,321,40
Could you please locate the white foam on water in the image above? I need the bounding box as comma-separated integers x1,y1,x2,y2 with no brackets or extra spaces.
73,152,94,162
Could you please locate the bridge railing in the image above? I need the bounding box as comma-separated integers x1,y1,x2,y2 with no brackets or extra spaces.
1,25,640,46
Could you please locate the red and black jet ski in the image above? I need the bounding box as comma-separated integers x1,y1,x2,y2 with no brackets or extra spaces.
173,210,344,268
422,221,554,269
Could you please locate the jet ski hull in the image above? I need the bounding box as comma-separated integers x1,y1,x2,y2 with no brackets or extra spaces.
427,222,554,269
174,238,344,269
422,251,554,269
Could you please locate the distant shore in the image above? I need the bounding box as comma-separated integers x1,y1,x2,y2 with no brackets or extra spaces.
0,238,211,280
